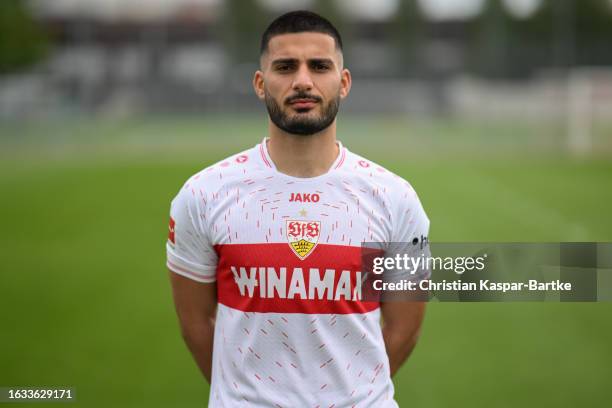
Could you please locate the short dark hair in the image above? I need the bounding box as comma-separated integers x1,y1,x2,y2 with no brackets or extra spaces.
260,10,343,55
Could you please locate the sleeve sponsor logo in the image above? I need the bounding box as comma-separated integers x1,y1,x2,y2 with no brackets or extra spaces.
412,235,429,249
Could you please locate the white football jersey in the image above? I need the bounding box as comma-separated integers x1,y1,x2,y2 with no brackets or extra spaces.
167,138,430,407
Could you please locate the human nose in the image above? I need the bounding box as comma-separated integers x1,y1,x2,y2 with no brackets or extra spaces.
291,64,314,91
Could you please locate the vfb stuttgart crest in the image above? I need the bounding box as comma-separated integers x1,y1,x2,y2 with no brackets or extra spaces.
286,220,321,260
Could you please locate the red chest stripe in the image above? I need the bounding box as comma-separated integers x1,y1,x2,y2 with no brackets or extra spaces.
214,243,379,314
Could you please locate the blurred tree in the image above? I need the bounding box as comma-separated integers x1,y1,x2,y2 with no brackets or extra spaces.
503,0,612,73
503,0,556,77
314,0,350,58
469,0,509,78
222,0,269,64
0,0,49,73
390,0,425,77
314,0,347,37
572,0,612,40
572,0,612,65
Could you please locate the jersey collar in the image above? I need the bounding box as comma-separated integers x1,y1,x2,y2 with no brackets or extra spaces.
259,137,347,177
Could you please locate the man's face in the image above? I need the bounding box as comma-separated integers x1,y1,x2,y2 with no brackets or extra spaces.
254,32,351,136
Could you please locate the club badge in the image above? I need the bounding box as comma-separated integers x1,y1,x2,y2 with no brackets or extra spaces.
286,220,321,260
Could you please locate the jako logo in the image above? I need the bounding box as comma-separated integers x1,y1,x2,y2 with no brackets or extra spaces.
289,193,320,202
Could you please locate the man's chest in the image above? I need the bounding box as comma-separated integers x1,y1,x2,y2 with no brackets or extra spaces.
205,179,390,312
205,180,392,247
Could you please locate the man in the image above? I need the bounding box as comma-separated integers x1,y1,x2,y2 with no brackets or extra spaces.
167,10,430,407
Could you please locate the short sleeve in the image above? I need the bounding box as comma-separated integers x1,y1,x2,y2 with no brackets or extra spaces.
385,183,431,282
166,183,218,283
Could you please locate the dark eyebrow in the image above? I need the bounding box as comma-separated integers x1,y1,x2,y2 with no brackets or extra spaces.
309,58,335,66
271,58,335,67
271,58,298,66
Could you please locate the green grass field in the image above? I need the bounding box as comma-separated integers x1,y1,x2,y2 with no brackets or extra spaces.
1,115,611,407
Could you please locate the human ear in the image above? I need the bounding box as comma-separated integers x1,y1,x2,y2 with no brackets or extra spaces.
253,70,265,100
339,68,352,99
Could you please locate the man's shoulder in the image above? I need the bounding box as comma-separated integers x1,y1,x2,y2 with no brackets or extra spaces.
337,148,426,217
178,144,267,192
340,148,415,191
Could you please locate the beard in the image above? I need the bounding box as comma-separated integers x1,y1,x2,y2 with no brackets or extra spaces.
264,89,340,136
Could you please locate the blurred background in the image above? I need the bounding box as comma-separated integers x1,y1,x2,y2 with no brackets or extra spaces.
2,0,612,156
1,1,611,407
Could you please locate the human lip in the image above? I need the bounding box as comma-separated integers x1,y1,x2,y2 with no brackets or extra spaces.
289,98,318,109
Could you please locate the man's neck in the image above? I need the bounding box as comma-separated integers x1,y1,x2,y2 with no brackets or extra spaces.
267,121,339,178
